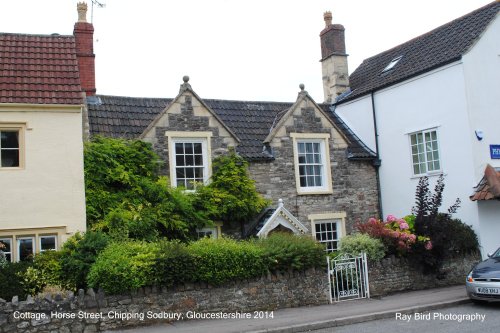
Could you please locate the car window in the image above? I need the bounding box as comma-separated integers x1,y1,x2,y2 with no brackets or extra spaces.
493,248,500,258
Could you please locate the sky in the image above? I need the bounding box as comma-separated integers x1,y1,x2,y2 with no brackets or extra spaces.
0,0,494,102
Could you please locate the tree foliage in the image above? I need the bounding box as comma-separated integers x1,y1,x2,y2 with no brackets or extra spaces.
195,151,270,225
84,136,209,241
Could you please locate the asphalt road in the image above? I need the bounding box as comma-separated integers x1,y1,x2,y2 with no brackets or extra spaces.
301,302,500,333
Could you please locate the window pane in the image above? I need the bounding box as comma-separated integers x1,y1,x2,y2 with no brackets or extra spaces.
299,176,306,187
193,143,202,154
194,154,202,165
176,168,186,178
176,179,186,188
176,154,184,166
1,131,19,148
298,143,305,154
18,238,34,261
185,155,194,166
1,150,19,167
410,134,416,145
175,143,184,154
185,168,194,178
184,143,193,154
305,143,313,153
40,236,56,251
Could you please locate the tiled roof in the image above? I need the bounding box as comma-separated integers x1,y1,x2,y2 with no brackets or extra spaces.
87,95,375,160
0,33,83,105
470,165,500,201
338,2,500,103
87,95,172,139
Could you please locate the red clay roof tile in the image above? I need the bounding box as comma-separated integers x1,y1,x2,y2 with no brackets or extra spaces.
470,164,500,201
0,33,83,105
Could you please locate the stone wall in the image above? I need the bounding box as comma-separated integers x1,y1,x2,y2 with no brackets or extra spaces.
249,102,379,233
0,268,329,333
368,253,481,296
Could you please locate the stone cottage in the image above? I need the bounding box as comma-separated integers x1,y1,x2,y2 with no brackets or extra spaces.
80,5,379,250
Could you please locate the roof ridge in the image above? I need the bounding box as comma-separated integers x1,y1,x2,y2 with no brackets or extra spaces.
0,32,74,38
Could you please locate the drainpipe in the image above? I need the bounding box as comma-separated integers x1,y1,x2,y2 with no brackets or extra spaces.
371,92,383,219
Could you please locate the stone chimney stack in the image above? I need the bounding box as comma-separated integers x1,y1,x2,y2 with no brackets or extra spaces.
74,2,96,96
320,11,349,103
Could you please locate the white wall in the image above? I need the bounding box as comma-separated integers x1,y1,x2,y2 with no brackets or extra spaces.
462,14,500,179
0,106,87,243
337,63,487,255
462,14,500,257
334,95,376,152
477,201,500,256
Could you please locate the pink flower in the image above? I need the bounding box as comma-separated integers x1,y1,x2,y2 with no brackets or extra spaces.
368,217,377,224
425,241,433,250
387,215,397,222
409,234,417,242
399,222,409,230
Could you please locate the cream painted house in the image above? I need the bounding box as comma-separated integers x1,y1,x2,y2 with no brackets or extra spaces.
0,4,92,261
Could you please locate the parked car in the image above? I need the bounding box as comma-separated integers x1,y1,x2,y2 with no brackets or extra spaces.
466,247,500,302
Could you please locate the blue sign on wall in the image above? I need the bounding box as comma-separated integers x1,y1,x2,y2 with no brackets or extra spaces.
490,145,500,159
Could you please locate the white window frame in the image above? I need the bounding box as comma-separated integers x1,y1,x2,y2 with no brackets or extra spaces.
408,128,441,176
0,238,13,262
39,235,57,252
166,131,212,190
0,123,25,169
17,236,35,261
291,133,333,195
196,227,218,239
309,212,346,253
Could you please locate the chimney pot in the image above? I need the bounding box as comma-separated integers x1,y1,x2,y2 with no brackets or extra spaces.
77,2,88,23
323,11,332,27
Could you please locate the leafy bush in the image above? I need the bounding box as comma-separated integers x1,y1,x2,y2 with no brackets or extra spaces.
87,241,159,294
338,233,386,261
85,137,209,241
0,261,32,300
409,175,478,273
195,152,270,227
154,240,196,287
258,233,325,272
19,251,67,296
60,231,110,290
187,237,266,285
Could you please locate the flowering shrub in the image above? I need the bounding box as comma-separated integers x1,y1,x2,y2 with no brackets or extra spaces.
356,215,427,256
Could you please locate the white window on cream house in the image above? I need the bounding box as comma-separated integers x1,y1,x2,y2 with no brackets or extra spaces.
0,124,25,169
166,132,212,190
409,128,441,176
291,133,333,194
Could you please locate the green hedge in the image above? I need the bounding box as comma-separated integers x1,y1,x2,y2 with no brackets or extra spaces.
188,238,267,285
0,261,32,300
87,241,159,294
89,234,327,294
258,233,326,272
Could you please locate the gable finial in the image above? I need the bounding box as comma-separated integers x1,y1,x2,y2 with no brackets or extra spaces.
278,198,284,207
298,83,308,97
179,75,192,93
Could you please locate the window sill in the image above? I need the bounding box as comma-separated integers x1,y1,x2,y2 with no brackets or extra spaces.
410,171,446,180
297,188,333,195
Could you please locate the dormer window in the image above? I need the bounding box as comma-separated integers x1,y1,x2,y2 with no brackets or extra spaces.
382,55,403,73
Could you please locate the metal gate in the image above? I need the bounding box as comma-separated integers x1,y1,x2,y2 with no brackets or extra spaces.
327,252,370,303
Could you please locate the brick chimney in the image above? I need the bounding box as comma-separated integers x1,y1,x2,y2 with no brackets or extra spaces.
74,2,96,96
320,11,349,103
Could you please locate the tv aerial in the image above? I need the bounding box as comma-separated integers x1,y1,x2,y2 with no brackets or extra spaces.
90,0,106,23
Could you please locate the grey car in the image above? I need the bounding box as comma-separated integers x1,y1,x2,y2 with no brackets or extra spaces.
466,247,500,302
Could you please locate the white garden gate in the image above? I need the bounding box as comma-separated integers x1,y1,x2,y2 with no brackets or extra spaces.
327,252,370,303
